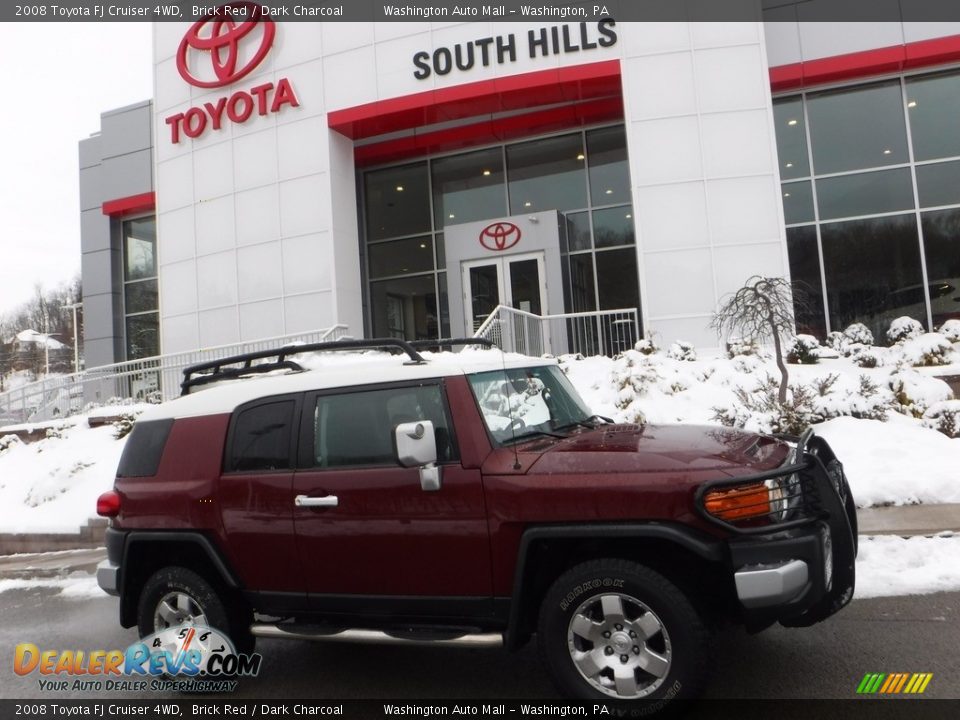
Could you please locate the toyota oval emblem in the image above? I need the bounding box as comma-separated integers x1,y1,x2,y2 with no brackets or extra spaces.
176,2,276,89
479,222,522,252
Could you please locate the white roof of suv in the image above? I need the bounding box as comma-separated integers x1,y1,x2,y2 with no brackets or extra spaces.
140,349,557,421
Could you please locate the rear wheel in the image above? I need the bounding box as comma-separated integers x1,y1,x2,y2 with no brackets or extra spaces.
136,566,254,654
537,559,708,706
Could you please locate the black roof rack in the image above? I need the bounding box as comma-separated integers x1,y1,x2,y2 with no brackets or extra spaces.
180,338,427,396
408,338,495,351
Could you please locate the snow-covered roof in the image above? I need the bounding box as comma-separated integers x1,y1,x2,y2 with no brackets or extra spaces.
14,329,67,350
140,349,556,421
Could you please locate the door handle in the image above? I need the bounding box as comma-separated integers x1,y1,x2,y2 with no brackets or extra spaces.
295,494,339,508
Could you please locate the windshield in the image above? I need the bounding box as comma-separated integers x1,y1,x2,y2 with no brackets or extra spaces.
467,365,594,444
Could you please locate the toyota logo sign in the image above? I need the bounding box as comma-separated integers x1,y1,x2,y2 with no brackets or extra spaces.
177,2,276,89
479,222,522,251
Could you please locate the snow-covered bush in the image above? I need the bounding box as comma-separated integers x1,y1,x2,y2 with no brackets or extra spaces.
712,375,820,435
726,338,763,358
786,334,820,364
634,338,658,355
826,331,847,352
843,322,874,347
812,374,890,422
852,349,881,368
666,341,697,362
922,400,960,438
0,434,21,455
888,370,954,417
938,319,960,343
45,426,64,440
898,333,957,367
112,413,137,440
886,316,924,345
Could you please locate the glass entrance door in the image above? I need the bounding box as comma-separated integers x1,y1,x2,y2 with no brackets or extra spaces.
462,253,548,354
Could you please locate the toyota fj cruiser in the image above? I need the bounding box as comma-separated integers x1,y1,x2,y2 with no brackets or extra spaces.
96,338,857,704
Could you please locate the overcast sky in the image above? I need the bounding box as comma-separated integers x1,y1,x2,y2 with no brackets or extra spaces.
0,23,153,316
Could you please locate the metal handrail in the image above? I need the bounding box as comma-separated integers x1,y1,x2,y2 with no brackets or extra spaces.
0,324,350,424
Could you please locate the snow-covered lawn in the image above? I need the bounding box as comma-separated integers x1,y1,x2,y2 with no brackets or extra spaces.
0,349,957,534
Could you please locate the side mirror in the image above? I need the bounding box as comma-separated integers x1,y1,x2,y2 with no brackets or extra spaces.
394,420,442,492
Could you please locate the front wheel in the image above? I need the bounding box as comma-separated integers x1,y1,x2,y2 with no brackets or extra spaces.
537,559,709,705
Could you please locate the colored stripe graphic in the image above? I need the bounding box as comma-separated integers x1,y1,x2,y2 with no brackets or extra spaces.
857,672,932,694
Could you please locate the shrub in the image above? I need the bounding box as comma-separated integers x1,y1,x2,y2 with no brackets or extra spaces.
937,319,960,343
726,338,763,358
898,333,957,367
922,400,960,438
786,334,820,364
886,316,924,344
0,434,21,455
826,331,847,352
852,350,880,368
112,412,138,440
666,340,697,362
634,338,658,355
842,322,874,346
888,369,954,417
712,375,821,435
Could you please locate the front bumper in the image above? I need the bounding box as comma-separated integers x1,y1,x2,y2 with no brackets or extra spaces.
699,432,858,629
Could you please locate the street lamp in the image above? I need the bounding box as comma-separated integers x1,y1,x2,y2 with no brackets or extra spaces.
64,301,81,374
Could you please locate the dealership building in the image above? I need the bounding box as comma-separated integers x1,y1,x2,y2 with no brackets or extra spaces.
79,12,960,369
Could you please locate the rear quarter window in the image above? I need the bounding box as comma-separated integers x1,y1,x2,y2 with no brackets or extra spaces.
116,419,174,478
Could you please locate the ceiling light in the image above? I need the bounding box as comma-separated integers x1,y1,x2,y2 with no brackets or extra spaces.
395,185,404,192
785,162,794,168
907,100,917,108
625,214,632,219
524,201,532,207
419,243,427,249
787,119,798,126
605,189,613,195
783,192,791,198
482,169,491,176
576,153,585,161
448,213,455,219
883,149,892,155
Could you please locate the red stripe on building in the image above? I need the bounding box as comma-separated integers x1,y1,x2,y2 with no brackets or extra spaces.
770,33,960,92
102,191,156,217
329,60,622,161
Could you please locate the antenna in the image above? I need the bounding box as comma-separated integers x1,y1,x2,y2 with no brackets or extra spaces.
499,345,522,471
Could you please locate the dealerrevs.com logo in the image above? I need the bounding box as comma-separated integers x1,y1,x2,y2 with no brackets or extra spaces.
14,625,261,693
165,2,300,144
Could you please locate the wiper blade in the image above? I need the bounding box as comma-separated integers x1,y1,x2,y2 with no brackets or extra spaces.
555,415,614,432
505,429,568,444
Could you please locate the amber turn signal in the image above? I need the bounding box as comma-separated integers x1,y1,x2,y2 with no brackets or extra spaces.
703,482,771,521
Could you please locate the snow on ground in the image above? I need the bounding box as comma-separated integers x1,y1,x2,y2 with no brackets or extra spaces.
0,573,102,599
0,406,152,534
855,534,960,598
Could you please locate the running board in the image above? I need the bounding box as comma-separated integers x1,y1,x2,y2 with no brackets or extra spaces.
250,624,503,648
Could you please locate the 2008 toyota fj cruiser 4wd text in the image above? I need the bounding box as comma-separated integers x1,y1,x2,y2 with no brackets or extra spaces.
96,338,857,705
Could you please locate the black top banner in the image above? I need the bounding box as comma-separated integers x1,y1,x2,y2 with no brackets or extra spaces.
6,0,960,23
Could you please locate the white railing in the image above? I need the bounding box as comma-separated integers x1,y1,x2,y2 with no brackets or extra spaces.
474,306,639,358
0,325,350,424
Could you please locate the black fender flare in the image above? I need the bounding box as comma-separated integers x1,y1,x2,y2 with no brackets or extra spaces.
504,523,724,650
117,531,242,627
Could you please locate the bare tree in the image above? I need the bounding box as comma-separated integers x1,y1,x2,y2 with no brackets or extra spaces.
711,276,799,405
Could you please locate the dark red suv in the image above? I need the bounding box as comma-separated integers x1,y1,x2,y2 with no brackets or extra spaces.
97,339,857,704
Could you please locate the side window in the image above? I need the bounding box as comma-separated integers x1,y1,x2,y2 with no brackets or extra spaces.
312,384,457,468
227,400,295,472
